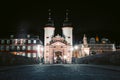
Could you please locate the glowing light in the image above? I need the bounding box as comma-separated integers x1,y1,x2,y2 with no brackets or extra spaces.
96,36,99,42
41,47,44,51
54,57,57,60
64,55,67,59
71,47,74,51
74,45,78,50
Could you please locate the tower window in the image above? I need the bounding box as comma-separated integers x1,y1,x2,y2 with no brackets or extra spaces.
68,36,70,38
46,37,49,38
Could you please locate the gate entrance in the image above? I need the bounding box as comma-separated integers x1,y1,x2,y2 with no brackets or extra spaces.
54,51,63,64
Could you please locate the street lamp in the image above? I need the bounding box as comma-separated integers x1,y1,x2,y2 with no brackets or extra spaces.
74,45,78,50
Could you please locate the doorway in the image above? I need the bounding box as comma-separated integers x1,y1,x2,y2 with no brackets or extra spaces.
54,51,63,64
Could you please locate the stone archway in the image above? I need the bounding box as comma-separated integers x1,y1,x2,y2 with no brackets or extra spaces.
54,51,63,64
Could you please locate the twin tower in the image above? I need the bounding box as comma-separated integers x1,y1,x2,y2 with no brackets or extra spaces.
44,9,73,46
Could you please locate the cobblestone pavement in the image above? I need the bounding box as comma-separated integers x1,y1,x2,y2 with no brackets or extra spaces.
0,64,120,80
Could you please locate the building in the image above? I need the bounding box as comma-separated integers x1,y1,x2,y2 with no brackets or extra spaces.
44,10,73,64
73,35,116,58
0,34,44,61
0,9,117,64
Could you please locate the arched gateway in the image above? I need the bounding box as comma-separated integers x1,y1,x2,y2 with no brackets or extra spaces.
44,34,73,64
44,9,73,64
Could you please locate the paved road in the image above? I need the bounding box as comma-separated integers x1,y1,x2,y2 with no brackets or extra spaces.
0,64,120,80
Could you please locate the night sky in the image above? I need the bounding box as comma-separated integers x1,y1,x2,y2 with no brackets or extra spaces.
0,1,120,44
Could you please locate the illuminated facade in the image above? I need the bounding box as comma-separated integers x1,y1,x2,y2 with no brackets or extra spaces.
73,35,116,58
0,9,117,64
0,34,44,60
44,10,73,64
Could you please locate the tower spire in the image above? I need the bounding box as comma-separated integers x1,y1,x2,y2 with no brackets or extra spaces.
45,9,54,27
83,34,88,47
48,9,51,21
65,9,69,21
63,9,72,27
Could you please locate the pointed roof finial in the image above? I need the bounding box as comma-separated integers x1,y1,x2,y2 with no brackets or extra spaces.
63,9,72,27
83,34,87,39
45,9,54,27
65,9,69,21
48,9,51,20
84,34,86,37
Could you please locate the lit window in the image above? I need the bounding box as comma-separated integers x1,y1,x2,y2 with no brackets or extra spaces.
22,52,25,56
15,39,18,44
27,46,31,50
17,46,20,50
33,46,36,50
28,40,31,44
20,39,23,44
33,40,36,44
22,46,26,50
27,53,31,57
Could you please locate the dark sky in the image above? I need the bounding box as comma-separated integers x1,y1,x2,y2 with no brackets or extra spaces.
0,1,120,44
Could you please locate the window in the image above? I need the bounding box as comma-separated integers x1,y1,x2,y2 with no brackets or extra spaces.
33,40,36,44
33,46,36,50
17,46,20,50
22,46,26,50
46,37,49,38
1,46,4,50
27,46,31,50
7,40,10,44
20,39,23,44
1,40,5,44
27,53,31,57
6,46,9,51
68,36,70,38
22,52,25,56
28,40,31,44
11,46,15,50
